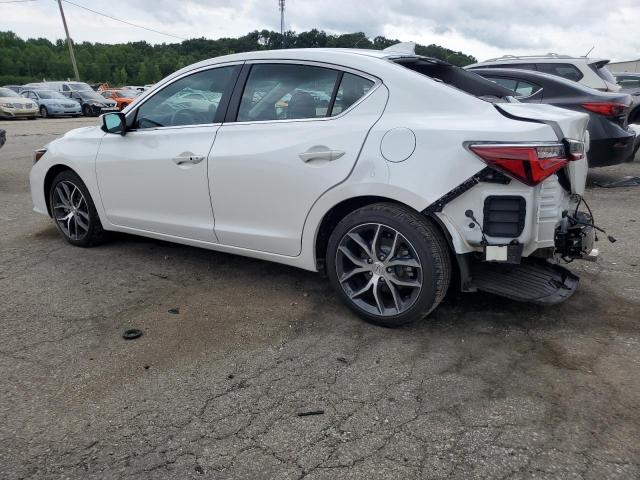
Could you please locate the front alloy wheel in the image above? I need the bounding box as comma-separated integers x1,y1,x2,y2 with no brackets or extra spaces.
52,180,90,241
49,170,105,247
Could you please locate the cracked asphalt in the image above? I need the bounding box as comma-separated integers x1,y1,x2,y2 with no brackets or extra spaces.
1,118,639,479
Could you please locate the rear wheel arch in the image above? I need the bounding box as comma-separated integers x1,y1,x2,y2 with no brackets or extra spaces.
314,196,456,274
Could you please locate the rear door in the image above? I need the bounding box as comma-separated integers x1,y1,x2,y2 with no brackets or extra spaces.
208,61,388,256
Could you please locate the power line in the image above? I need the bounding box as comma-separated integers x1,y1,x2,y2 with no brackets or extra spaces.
0,0,40,4
59,0,187,41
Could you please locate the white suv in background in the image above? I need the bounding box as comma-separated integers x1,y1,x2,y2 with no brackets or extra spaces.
466,54,621,92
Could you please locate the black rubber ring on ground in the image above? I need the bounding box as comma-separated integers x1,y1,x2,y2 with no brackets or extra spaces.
122,328,143,340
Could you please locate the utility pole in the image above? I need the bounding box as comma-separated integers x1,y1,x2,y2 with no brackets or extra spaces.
278,0,285,48
57,0,80,81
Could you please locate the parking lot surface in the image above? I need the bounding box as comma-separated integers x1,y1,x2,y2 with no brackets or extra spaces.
1,118,639,479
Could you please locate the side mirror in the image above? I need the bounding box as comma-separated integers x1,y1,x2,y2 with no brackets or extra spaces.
101,112,127,136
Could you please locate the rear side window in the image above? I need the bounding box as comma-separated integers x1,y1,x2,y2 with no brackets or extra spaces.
238,64,339,121
485,77,541,97
488,63,537,71
536,63,584,81
331,73,374,115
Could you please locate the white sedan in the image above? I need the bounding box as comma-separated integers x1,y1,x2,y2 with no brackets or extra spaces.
30,43,595,326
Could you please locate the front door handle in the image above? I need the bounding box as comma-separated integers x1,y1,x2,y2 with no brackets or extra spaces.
298,148,345,163
173,154,205,166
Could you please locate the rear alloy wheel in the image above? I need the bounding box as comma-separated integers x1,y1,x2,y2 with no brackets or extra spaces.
49,170,105,247
327,203,451,327
40,106,48,118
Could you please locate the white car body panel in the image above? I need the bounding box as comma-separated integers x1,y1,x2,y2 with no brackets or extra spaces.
209,82,388,256
30,47,591,274
95,125,219,242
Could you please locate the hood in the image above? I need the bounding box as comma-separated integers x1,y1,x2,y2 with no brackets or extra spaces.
0,96,33,104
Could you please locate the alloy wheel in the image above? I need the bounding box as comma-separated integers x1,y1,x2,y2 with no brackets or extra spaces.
52,180,90,241
335,223,423,316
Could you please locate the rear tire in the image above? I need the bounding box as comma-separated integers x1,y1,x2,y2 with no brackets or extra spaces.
326,203,451,327
49,170,106,247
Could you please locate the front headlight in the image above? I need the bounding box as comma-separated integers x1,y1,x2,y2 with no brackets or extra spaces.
0,103,13,108
34,148,47,164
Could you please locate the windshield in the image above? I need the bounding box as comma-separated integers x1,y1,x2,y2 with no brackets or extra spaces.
69,82,92,91
0,87,19,97
36,90,67,99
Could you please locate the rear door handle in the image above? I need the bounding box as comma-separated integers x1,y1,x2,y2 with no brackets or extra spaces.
173,154,205,165
298,149,345,163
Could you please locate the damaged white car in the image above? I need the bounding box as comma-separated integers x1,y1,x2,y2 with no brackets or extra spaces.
30,43,601,327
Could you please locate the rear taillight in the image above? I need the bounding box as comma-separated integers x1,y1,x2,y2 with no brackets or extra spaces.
469,143,568,186
581,102,627,117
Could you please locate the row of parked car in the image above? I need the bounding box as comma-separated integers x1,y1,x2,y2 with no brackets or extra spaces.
465,53,640,167
0,81,152,120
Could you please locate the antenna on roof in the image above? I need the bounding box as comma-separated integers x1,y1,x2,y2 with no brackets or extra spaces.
584,46,595,57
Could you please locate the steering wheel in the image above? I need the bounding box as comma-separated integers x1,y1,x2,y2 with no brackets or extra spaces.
170,108,196,126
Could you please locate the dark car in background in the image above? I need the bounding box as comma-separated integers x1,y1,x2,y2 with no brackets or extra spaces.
614,73,640,125
72,89,118,116
472,68,638,167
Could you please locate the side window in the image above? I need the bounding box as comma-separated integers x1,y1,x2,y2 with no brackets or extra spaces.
101,92,111,98
62,84,70,91
487,77,517,91
536,63,583,81
331,73,374,115
514,80,541,97
617,76,640,88
134,66,237,129
237,64,339,121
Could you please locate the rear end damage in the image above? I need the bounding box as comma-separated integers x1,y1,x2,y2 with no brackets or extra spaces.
432,104,601,304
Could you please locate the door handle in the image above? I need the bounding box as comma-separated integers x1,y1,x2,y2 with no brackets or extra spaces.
298,149,345,163
172,155,205,166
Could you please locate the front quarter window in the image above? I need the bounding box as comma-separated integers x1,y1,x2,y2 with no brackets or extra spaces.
133,66,237,129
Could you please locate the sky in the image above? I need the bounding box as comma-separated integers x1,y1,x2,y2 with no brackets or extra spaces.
2,0,639,62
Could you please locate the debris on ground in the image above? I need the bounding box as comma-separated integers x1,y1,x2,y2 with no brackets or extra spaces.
168,308,180,314
122,329,143,340
150,272,168,279
297,410,324,417
595,176,640,188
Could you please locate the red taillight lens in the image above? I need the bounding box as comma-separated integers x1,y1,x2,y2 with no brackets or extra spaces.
469,144,568,186
581,102,627,117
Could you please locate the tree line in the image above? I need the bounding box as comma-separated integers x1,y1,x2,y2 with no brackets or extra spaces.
0,29,477,86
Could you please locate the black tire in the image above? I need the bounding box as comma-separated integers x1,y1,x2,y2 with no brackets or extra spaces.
82,104,92,117
326,203,451,327
40,106,48,118
49,170,106,247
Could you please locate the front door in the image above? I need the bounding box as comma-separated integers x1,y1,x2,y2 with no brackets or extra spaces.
95,65,240,242
209,63,388,256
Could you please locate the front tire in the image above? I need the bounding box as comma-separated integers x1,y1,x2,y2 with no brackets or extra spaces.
82,104,92,117
327,203,451,327
40,106,48,118
49,170,105,247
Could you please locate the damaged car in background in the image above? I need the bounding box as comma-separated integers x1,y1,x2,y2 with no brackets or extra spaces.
30,43,606,327
470,67,639,165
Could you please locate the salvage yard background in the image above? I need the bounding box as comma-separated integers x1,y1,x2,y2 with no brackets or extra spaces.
1,117,639,479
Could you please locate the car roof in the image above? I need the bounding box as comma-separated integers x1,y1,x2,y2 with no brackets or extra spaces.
477,54,608,64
